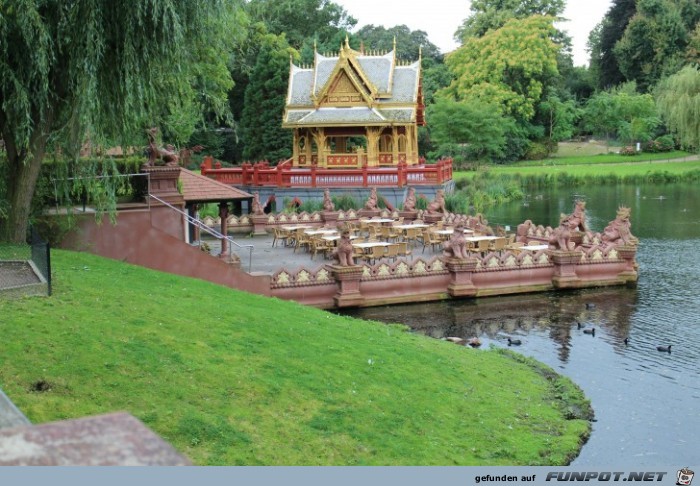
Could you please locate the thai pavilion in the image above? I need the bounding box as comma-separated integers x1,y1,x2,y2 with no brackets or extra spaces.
282,37,425,169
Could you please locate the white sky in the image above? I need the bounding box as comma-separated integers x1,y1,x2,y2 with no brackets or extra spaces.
334,0,613,66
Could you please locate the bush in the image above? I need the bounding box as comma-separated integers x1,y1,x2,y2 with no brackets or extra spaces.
619,146,637,156
642,135,675,153
331,195,360,211
524,142,551,161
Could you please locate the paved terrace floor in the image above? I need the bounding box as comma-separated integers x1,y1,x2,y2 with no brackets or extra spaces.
201,231,437,275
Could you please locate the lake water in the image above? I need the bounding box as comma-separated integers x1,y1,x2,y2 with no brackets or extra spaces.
342,183,700,466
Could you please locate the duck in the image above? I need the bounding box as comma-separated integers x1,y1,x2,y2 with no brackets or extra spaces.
507,337,522,346
576,321,583,329
656,345,672,353
583,327,596,336
585,303,596,309
624,337,630,345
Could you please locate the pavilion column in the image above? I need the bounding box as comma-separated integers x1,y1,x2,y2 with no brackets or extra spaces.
292,129,300,166
219,202,229,258
312,128,327,168
392,127,399,166
304,129,312,164
407,125,418,165
366,127,381,167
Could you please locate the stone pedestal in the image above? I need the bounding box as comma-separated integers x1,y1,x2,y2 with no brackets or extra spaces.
359,209,381,219
251,214,269,236
550,250,582,288
330,265,364,307
141,166,184,206
322,211,340,227
399,210,418,222
446,257,478,298
423,213,444,225
616,244,639,286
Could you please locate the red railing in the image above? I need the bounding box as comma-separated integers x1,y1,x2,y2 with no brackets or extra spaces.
200,157,453,188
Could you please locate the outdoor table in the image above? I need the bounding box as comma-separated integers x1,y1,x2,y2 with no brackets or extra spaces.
465,236,500,242
323,235,358,242
304,229,338,236
281,224,314,231
352,241,392,249
393,224,430,230
520,244,549,251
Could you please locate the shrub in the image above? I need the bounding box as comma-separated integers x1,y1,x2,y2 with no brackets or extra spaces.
331,194,360,211
642,135,675,153
619,146,637,156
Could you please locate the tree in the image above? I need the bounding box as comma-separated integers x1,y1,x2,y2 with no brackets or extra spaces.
354,25,442,62
656,65,700,150
588,0,637,89
0,1,237,243
582,82,660,144
244,0,356,50
614,0,699,92
427,99,516,163
240,34,296,162
536,93,579,147
455,0,566,42
442,15,560,122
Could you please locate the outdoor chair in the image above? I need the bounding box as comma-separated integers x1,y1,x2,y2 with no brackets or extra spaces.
385,243,400,262
272,227,292,247
468,239,491,257
421,229,442,253
396,241,412,260
310,238,332,260
490,237,507,255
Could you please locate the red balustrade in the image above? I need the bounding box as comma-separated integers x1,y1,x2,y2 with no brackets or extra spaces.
200,156,452,188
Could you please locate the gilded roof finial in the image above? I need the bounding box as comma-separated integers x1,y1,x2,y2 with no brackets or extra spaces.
393,36,397,51
313,38,317,53
360,40,365,55
345,34,350,49
419,44,423,63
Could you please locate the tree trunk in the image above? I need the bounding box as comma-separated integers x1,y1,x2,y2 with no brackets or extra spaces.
1,140,48,244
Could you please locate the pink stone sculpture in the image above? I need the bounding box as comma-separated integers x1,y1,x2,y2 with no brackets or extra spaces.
332,228,355,266
251,192,264,215
601,206,638,247
144,127,179,167
403,187,416,211
443,224,469,259
562,199,588,232
364,187,378,210
516,219,533,243
427,189,446,214
323,188,335,212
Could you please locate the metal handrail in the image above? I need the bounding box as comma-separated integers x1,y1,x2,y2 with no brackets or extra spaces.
148,194,254,272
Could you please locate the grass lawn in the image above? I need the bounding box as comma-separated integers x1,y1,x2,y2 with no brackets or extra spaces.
0,250,591,465
454,159,700,182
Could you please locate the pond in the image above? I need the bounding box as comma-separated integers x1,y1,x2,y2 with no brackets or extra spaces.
342,182,700,466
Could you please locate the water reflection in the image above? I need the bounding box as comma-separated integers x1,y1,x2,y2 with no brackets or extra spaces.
340,182,700,466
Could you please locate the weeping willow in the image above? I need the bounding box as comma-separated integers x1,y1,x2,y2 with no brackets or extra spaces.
0,0,238,242
656,66,700,152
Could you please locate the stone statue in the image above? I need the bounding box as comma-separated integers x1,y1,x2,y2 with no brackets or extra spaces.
549,214,577,250
332,228,355,266
403,187,416,211
364,187,378,210
516,219,533,243
443,224,469,259
251,191,265,215
145,127,179,167
323,188,335,212
601,206,638,247
562,200,588,232
427,189,446,214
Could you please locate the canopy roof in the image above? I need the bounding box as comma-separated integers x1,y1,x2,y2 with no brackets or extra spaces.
179,169,252,204
283,39,422,128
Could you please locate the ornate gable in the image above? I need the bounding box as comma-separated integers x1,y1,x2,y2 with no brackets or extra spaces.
322,70,367,106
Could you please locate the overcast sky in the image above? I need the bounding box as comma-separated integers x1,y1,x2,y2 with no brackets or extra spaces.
334,0,613,66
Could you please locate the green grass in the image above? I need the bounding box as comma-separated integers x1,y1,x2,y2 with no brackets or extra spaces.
455,159,700,184
0,250,591,465
514,150,692,167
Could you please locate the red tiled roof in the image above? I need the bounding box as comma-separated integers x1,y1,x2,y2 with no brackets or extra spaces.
179,168,252,203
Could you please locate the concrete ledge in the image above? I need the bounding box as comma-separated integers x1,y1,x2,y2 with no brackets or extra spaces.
0,412,191,465
0,388,30,430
